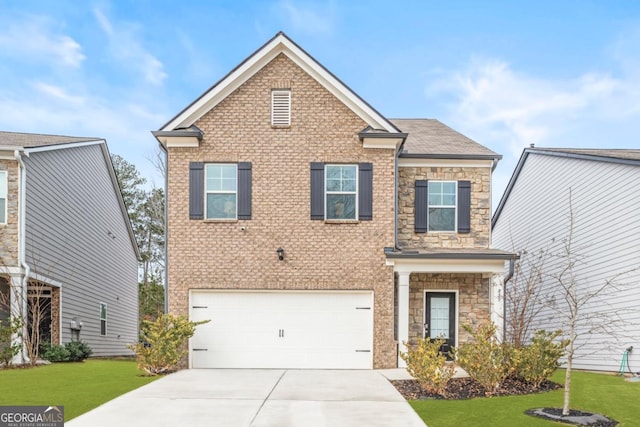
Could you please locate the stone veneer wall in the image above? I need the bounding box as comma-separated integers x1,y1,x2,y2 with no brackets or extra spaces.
51,286,60,345
408,273,491,345
0,160,19,267
397,166,492,249
166,53,397,368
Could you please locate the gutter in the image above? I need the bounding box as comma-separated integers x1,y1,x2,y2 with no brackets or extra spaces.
14,149,30,364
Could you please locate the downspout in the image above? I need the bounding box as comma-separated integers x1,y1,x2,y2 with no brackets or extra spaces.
394,140,406,251
14,149,30,364
161,144,169,315
502,255,516,343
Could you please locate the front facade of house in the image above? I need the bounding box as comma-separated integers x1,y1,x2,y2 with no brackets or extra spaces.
156,33,513,369
492,148,640,372
0,133,139,361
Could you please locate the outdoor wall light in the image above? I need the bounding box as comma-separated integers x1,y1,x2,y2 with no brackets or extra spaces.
277,247,284,261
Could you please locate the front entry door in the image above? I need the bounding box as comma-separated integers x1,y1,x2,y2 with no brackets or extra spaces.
425,292,456,356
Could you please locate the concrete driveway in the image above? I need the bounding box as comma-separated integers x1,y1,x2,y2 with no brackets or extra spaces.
66,369,425,427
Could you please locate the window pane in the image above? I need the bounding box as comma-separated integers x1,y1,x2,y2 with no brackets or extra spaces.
220,178,236,192
430,297,450,339
326,166,341,179
0,199,5,224
326,178,341,192
341,166,356,180
100,304,107,319
326,194,356,219
221,165,236,179
207,194,237,219
429,207,455,231
342,177,356,192
0,172,6,198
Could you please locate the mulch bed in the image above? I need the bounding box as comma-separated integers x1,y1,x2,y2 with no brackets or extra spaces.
391,376,561,400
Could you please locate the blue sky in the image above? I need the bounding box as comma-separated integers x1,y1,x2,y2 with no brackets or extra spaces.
1,1,639,208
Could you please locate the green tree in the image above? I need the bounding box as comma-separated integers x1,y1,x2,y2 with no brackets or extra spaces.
110,154,166,321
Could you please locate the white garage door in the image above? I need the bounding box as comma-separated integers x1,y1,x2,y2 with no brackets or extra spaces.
189,291,373,369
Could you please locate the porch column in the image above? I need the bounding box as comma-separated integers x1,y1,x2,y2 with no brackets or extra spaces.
9,273,28,364
490,274,505,342
398,271,410,368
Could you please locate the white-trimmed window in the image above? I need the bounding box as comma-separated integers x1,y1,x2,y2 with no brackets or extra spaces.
205,164,237,219
325,165,357,220
428,181,457,231
100,303,107,336
0,171,6,224
271,89,291,126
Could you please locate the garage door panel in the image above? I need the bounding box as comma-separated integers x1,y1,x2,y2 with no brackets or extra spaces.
189,291,373,369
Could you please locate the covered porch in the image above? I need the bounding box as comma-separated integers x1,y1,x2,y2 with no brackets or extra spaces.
385,248,515,367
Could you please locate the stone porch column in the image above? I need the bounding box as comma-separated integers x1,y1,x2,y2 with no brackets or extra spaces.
397,272,410,368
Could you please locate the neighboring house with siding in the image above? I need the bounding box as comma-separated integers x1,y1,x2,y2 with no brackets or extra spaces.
0,131,139,361
153,32,514,370
492,147,640,372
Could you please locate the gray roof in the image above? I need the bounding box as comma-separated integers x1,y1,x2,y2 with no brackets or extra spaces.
492,146,640,229
384,247,516,260
391,119,501,160
0,131,100,148
528,147,640,162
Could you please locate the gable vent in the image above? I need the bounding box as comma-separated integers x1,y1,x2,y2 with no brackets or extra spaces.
271,89,291,126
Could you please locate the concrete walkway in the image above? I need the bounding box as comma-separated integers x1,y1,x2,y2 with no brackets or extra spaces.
67,369,426,427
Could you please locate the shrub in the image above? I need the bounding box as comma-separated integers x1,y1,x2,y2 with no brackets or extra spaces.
43,344,71,362
43,341,92,362
65,341,93,362
0,317,23,368
128,314,209,375
513,329,567,388
454,322,514,395
401,338,455,396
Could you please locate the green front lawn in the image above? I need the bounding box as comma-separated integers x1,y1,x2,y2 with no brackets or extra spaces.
410,370,640,426
0,359,159,421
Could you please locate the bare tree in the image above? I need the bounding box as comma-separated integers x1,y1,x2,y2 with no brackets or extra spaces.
543,189,637,416
505,247,548,348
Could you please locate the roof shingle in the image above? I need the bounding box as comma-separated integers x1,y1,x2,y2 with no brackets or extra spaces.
391,119,500,159
0,131,100,148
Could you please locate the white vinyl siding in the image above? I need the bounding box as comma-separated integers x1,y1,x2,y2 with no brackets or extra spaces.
325,165,357,220
271,90,291,126
205,164,237,219
493,153,640,372
0,171,6,224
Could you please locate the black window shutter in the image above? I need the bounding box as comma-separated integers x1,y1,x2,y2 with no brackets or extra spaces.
358,163,373,220
237,162,252,220
415,180,428,233
189,162,204,220
458,180,471,233
310,162,325,220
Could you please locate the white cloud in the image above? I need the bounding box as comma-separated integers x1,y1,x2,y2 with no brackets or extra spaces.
32,82,85,105
425,31,640,211
0,15,85,67
275,0,336,36
92,7,167,85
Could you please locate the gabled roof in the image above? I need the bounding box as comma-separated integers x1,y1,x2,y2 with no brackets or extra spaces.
0,130,140,259
159,31,401,134
391,119,501,160
0,131,100,149
492,146,640,228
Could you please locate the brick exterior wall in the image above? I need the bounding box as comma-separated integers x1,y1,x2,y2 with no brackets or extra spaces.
407,273,491,344
0,160,19,267
166,54,397,368
397,166,491,249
